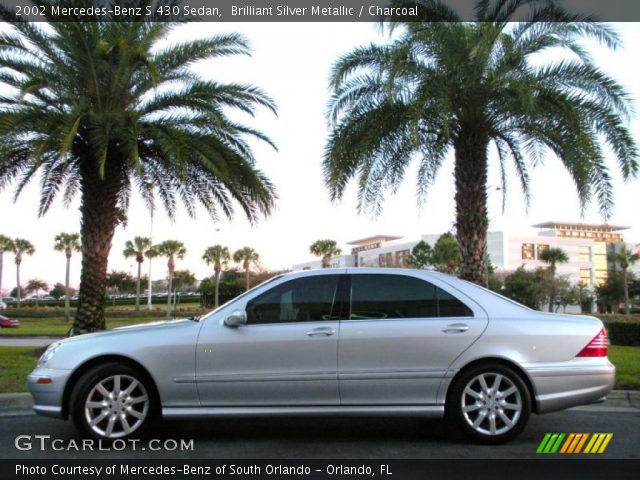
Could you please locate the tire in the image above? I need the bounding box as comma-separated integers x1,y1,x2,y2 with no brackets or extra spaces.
447,363,531,444
70,362,156,440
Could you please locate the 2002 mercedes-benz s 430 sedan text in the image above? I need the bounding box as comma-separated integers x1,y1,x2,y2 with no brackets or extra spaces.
28,268,614,443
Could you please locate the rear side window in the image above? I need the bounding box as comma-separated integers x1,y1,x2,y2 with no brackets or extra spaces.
246,275,340,324
349,274,472,320
438,288,473,317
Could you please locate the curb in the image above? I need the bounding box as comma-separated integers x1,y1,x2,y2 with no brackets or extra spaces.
0,391,638,413
0,393,33,411
604,390,640,408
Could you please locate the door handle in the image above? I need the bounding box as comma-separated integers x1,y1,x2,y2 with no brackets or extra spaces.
442,323,469,334
306,327,335,337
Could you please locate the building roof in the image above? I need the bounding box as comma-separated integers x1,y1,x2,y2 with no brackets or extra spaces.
347,235,402,246
532,221,629,232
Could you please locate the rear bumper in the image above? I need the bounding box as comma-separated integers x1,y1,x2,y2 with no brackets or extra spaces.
525,359,615,413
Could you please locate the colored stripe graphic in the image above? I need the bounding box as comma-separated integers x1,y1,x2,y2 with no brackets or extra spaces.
584,434,613,454
573,433,589,453
536,433,552,453
539,433,613,454
597,434,613,453
536,433,565,453
559,434,575,453
550,433,565,453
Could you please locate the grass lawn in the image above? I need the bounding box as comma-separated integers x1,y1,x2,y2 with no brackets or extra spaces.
608,345,640,390
0,316,191,336
0,345,637,395
0,347,39,393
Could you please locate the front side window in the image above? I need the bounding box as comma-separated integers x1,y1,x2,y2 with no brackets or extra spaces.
246,275,340,324
349,274,472,320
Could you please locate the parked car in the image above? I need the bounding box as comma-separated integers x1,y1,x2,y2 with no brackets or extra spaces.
1,297,15,303
28,268,614,443
0,301,6,310
0,314,20,328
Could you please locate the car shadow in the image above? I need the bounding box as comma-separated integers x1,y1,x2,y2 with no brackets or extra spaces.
148,416,464,444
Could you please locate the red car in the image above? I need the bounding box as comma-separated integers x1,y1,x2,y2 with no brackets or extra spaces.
0,315,19,328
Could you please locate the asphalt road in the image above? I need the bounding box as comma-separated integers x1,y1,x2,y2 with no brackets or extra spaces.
0,410,638,459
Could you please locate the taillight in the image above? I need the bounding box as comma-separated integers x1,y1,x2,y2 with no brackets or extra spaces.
576,328,608,357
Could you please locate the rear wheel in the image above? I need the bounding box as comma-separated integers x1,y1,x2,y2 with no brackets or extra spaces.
448,363,531,444
70,363,155,440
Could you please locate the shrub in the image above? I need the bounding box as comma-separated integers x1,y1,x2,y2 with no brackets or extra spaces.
607,320,640,346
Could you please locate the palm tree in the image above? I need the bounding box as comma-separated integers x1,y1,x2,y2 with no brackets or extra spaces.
309,239,342,268
123,237,153,312
26,278,49,306
611,245,640,315
0,6,277,333
12,239,34,307
54,233,81,322
153,241,187,318
0,235,14,296
539,247,569,312
324,0,638,285
233,247,260,291
203,245,231,307
172,270,197,294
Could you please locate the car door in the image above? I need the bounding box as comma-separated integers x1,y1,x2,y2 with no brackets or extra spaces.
195,273,343,406
338,271,488,405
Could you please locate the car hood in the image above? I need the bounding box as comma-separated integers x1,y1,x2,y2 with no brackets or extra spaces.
56,318,199,345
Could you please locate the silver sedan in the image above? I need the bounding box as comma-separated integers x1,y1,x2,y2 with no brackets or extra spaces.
28,268,614,443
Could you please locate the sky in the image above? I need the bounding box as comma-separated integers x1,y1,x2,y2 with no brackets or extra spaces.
0,22,639,292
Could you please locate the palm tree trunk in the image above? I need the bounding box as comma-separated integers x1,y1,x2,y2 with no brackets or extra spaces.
16,261,21,307
214,271,220,308
166,264,173,318
74,156,123,334
623,268,630,316
64,256,71,322
454,133,488,284
548,287,557,312
548,264,556,313
135,261,142,312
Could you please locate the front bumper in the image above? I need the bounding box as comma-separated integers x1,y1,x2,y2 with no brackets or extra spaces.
525,359,615,413
27,367,72,419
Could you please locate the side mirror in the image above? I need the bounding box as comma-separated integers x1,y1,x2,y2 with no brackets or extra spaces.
224,309,247,328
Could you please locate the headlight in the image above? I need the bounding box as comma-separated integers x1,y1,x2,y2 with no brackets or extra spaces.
37,342,62,366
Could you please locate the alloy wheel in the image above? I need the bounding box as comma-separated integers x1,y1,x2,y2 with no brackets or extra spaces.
83,374,149,439
460,372,522,436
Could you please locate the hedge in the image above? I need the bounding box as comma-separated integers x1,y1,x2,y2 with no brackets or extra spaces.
607,320,640,347
2,295,201,310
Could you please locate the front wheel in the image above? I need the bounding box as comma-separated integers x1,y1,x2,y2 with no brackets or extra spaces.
447,363,531,444
70,363,155,440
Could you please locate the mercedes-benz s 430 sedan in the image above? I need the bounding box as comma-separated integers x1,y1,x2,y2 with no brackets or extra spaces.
28,269,614,443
